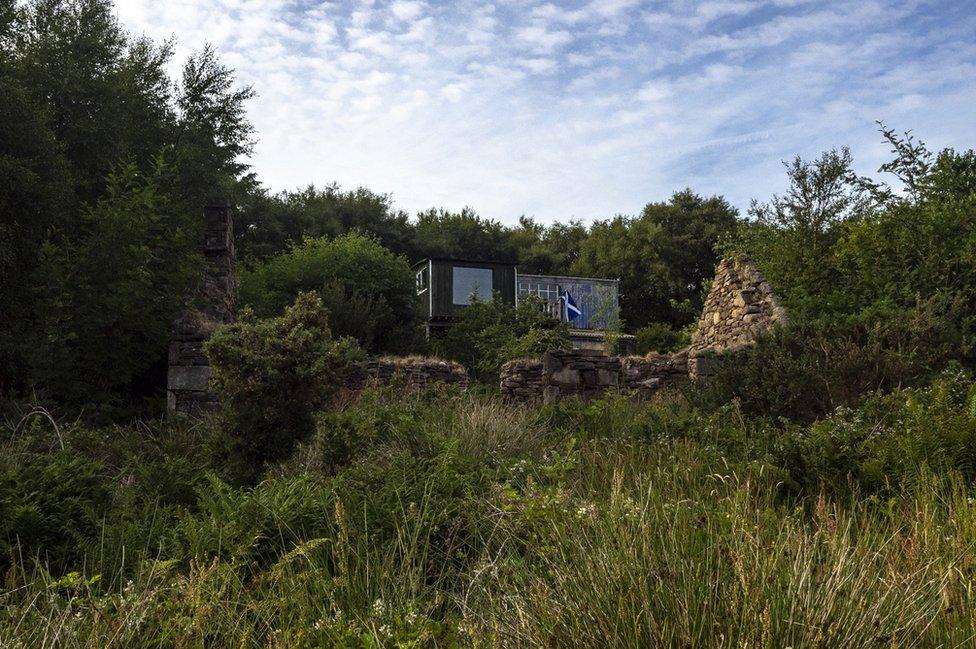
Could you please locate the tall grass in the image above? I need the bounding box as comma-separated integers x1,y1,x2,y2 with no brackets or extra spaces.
2,378,976,646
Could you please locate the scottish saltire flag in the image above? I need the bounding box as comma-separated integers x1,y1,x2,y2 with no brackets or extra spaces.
563,290,582,322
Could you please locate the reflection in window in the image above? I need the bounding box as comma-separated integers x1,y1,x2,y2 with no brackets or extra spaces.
416,267,429,294
452,266,493,305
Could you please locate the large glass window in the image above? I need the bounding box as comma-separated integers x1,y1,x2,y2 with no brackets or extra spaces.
452,266,493,305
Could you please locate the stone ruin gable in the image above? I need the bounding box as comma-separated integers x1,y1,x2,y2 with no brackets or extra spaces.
687,254,786,379
499,256,788,402
167,200,237,415
361,357,469,390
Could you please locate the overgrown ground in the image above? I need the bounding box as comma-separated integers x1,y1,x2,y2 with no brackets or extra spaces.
3,373,976,647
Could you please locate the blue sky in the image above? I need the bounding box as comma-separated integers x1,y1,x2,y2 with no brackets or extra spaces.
117,0,976,224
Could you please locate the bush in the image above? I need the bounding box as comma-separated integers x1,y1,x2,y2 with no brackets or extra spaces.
239,233,422,353
205,292,365,482
433,295,570,381
692,300,964,421
635,322,690,354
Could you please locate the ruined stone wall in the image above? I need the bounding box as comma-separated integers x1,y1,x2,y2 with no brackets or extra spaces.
687,254,786,378
620,350,689,396
500,350,689,402
363,357,469,390
167,201,237,415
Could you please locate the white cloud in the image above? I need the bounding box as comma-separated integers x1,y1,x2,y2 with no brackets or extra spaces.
112,0,976,223
390,0,425,21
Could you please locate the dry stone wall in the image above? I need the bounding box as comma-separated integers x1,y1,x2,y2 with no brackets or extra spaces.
167,201,237,415
363,357,469,390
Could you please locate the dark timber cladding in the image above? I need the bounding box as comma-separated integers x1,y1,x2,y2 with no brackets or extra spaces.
412,258,516,320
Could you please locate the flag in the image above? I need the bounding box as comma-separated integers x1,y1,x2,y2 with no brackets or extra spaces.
563,290,582,322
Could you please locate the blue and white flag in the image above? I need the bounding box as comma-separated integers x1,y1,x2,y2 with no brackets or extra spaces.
563,290,582,322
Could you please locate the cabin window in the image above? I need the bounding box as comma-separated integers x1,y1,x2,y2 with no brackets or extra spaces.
452,266,493,305
416,267,429,294
518,280,560,301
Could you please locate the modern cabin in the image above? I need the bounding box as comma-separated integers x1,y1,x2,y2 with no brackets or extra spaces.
412,257,634,352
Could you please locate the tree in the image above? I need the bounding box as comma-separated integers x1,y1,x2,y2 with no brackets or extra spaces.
736,148,869,319
29,159,197,408
239,233,421,353
0,0,254,410
433,295,570,381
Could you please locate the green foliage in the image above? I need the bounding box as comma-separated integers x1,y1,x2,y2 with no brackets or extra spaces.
635,321,690,354
574,190,738,329
693,300,964,422
29,159,197,408
734,127,976,360
237,183,411,260
205,292,365,481
433,295,570,380
177,473,335,575
0,447,110,574
240,233,420,353
1,0,253,411
6,380,976,645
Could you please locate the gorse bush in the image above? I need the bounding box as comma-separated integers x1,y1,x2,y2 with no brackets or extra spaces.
205,292,365,482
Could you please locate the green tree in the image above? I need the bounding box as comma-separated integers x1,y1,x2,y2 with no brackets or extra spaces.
29,159,197,408
433,295,570,380
0,0,254,409
239,233,421,353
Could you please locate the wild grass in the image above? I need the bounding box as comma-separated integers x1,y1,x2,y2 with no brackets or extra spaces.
2,375,976,646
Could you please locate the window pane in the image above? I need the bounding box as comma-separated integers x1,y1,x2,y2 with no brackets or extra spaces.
452,266,493,305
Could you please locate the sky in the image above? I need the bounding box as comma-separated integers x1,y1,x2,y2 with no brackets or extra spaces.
116,0,976,225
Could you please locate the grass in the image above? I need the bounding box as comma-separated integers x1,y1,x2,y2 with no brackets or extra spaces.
2,377,976,647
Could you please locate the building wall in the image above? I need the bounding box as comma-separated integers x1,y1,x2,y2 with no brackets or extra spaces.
429,259,516,318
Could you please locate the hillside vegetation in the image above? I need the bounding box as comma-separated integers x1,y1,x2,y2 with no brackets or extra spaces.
2,1,976,647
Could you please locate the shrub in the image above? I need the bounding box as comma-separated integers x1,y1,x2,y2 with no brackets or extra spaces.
635,322,690,354
433,295,570,381
239,233,422,353
205,292,365,481
692,300,964,421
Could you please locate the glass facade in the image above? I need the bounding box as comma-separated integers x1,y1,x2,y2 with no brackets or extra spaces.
517,274,619,331
452,266,493,305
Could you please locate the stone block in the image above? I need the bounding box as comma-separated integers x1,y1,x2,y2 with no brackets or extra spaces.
551,367,579,386
167,365,212,391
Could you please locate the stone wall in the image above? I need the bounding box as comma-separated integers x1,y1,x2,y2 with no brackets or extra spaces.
167,201,237,415
499,358,545,400
620,350,689,396
687,254,786,378
500,349,690,402
363,357,469,390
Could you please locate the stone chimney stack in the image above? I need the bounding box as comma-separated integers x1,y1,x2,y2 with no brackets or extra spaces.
167,200,237,415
